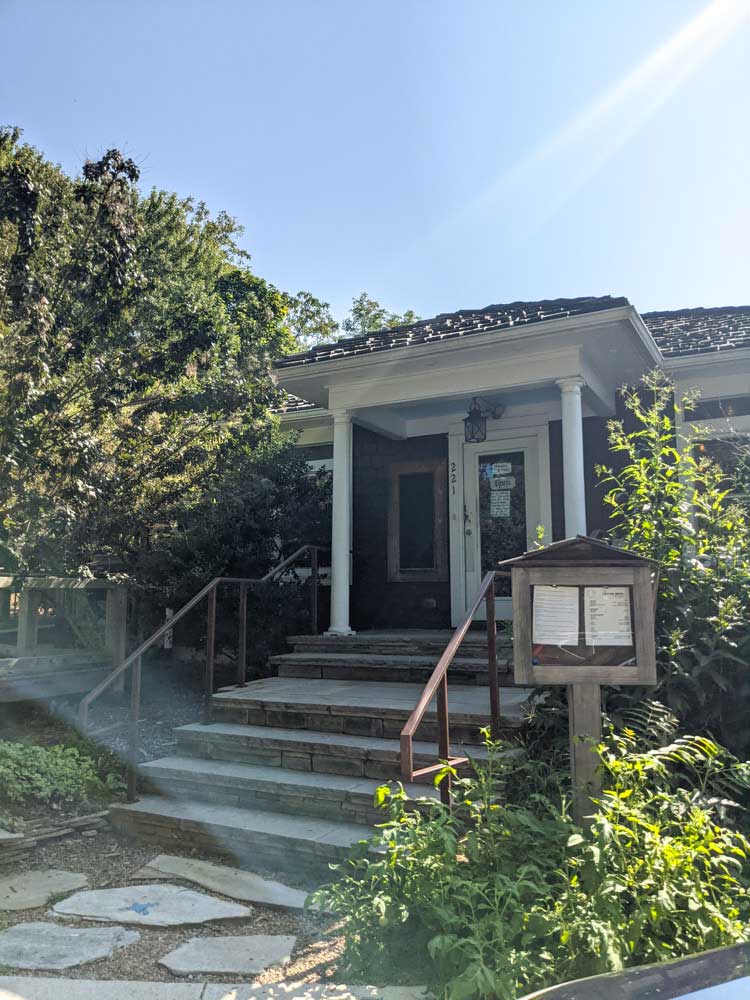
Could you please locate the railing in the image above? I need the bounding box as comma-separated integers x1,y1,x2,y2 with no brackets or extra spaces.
79,544,326,802
400,569,504,805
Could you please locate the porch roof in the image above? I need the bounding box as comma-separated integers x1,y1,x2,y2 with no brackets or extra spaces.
275,295,629,370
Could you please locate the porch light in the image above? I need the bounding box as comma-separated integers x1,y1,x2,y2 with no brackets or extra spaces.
463,397,505,443
464,397,486,443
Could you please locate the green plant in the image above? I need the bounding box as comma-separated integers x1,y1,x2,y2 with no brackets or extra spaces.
312,731,750,1000
0,739,124,807
597,370,750,755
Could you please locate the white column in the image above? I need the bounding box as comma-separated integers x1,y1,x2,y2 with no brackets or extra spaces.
327,410,354,635
556,377,587,537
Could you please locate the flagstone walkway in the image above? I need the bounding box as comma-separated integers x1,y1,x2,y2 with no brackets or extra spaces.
0,979,430,999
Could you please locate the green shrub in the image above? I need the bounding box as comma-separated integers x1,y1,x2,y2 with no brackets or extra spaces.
312,732,750,1000
597,370,750,754
0,739,124,807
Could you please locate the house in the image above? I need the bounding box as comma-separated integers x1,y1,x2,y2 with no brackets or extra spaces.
108,297,750,876
275,297,750,632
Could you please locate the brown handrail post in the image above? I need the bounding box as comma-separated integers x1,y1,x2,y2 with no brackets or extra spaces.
237,583,248,687
204,585,217,722
437,675,451,805
127,655,142,803
310,547,319,635
486,574,500,739
400,731,414,784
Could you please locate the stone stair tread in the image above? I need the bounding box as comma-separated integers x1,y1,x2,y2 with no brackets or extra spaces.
141,755,440,801
213,677,529,723
288,630,510,645
270,652,507,668
175,721,490,759
111,795,372,849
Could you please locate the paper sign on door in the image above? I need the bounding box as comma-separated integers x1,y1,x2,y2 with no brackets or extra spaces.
490,491,511,517
492,462,512,476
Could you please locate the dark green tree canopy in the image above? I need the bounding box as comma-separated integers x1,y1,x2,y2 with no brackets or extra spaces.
0,127,296,571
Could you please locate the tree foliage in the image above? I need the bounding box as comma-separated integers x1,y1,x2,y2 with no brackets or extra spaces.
341,291,419,337
284,289,340,348
0,126,296,572
597,371,750,754
283,289,420,348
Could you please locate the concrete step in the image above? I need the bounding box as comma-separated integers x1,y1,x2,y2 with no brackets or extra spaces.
109,795,371,880
139,755,438,825
175,721,489,779
271,651,513,685
211,677,529,744
288,630,512,657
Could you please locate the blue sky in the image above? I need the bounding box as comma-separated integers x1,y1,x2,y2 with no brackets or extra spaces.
3,0,750,321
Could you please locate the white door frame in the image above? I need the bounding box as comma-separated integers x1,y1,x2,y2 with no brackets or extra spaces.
448,419,552,625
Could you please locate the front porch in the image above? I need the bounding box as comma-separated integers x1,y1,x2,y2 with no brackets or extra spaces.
277,300,661,633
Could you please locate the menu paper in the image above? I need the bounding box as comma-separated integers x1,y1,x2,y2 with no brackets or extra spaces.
584,587,632,646
532,586,579,646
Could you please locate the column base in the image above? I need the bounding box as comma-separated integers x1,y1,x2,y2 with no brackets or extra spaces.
324,627,357,637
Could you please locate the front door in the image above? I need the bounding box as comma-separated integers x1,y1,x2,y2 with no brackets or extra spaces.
463,437,542,619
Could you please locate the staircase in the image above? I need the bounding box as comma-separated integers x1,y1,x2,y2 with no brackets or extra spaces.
109,630,529,881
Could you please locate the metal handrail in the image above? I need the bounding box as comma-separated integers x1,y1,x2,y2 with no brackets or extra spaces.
79,544,326,801
400,569,502,804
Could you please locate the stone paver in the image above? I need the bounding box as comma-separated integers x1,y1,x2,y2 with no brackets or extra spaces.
160,933,297,975
0,979,431,1000
0,980,202,999
0,868,88,910
135,854,309,910
52,883,252,926
0,922,139,970
203,987,433,1000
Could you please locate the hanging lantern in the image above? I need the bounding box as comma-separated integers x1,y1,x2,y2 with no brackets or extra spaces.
464,397,487,443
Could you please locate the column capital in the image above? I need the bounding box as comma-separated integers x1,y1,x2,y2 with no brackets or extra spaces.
331,409,352,425
556,376,585,394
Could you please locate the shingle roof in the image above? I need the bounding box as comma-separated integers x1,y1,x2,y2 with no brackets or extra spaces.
277,393,318,414
274,295,630,370
643,306,750,358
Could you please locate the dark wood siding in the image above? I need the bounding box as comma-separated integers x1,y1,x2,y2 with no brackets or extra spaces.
352,427,450,629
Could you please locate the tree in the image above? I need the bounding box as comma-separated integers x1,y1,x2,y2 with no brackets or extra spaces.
283,289,340,348
0,127,294,572
341,292,420,337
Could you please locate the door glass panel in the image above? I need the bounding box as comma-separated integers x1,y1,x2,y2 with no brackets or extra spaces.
478,451,526,596
399,472,435,569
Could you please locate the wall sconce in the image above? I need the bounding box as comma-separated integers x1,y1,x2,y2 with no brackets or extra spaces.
463,397,505,443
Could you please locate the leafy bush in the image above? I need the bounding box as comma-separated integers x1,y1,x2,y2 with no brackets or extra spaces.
0,740,124,808
312,732,750,1000
597,370,750,754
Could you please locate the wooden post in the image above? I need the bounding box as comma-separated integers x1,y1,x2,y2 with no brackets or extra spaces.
485,578,499,739
568,682,603,824
437,675,451,805
127,655,142,803
310,547,319,635
0,588,10,623
16,589,39,655
237,583,248,688
204,586,217,722
105,587,128,693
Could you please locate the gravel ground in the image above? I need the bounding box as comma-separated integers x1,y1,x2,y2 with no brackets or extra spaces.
0,828,349,985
